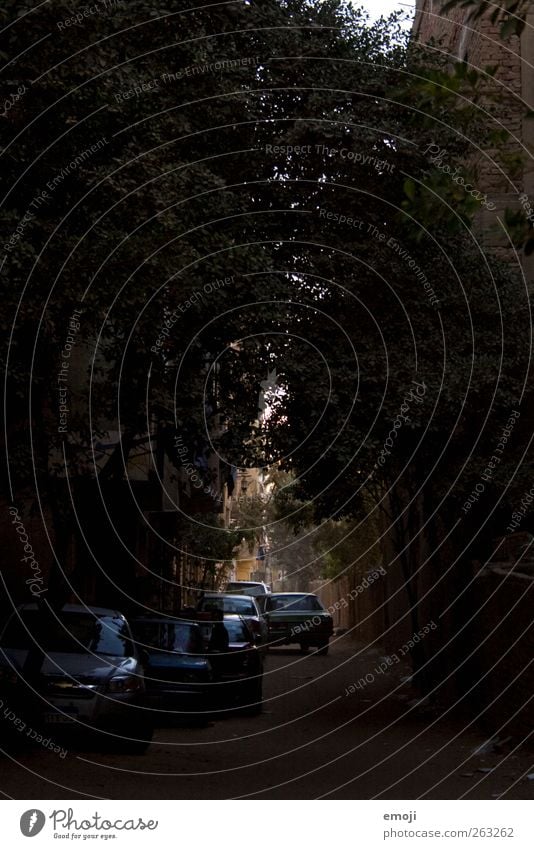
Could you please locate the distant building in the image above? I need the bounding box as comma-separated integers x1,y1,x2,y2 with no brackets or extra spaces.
227,468,270,583
414,0,534,269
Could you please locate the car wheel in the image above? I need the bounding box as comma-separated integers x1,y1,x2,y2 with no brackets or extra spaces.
316,640,329,656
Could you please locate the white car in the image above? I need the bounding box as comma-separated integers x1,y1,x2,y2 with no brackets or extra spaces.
0,603,153,753
198,593,268,646
225,581,271,597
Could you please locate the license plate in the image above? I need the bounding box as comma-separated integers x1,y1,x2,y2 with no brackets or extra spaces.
43,712,77,724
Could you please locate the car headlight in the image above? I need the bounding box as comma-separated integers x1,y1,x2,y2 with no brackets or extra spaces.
107,675,143,693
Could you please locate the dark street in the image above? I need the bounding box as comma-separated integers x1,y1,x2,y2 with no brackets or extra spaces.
1,637,532,800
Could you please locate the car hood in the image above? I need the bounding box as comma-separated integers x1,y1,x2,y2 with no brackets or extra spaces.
0,648,135,681
145,651,210,670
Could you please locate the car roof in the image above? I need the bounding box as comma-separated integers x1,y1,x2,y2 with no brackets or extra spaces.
201,613,246,622
268,592,316,597
17,603,126,617
202,593,256,601
227,581,267,586
131,616,198,626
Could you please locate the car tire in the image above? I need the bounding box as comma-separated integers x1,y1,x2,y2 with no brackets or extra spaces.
316,640,329,656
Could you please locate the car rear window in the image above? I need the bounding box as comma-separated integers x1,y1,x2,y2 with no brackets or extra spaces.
226,582,267,594
132,621,203,654
2,611,134,657
200,597,256,615
266,595,324,612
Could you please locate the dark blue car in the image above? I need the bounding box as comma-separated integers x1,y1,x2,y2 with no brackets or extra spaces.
131,616,214,723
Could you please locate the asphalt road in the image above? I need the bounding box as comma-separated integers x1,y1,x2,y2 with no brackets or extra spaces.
1,636,532,799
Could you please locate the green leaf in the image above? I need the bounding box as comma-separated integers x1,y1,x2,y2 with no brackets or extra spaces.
403,179,416,200
500,16,519,39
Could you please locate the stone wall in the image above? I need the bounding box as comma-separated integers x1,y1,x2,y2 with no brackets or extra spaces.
464,569,534,741
413,0,528,259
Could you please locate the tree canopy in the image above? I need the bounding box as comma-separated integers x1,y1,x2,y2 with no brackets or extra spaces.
1,0,530,616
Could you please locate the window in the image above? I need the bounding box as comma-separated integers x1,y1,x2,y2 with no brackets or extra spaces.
2,612,134,657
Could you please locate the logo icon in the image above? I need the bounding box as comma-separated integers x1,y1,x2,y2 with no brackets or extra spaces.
20,810,46,837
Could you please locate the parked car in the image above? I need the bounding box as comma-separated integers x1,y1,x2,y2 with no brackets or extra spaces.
130,616,214,723
197,593,267,646
198,615,263,715
0,604,153,753
225,581,271,597
262,593,333,654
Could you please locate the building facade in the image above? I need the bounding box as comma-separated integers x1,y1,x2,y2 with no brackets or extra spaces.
414,0,534,267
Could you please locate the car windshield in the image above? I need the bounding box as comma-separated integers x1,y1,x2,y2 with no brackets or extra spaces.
266,595,324,612
2,611,134,657
201,597,256,615
132,621,203,654
227,583,266,594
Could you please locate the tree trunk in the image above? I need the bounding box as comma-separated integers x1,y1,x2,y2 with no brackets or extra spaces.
390,486,431,696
